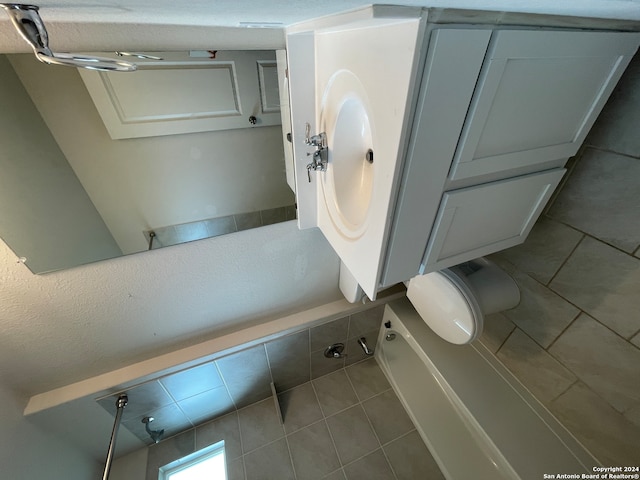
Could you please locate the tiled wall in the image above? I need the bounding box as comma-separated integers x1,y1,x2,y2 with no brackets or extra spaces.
102,304,387,446
483,52,640,466
143,359,443,480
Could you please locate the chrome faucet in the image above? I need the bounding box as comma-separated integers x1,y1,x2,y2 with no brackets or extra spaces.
305,122,328,182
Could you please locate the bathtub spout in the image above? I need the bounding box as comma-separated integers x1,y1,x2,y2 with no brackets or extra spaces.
358,337,374,355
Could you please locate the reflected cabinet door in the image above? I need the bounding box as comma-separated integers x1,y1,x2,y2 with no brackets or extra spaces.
79,50,281,139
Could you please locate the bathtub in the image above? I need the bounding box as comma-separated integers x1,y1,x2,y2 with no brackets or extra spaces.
375,298,597,480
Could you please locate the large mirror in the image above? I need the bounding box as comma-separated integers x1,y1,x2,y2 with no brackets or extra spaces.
0,50,295,273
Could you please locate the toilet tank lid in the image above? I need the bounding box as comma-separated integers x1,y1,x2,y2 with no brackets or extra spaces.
406,271,482,345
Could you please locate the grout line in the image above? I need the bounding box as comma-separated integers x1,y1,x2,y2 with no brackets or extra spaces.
283,433,298,479
585,144,640,161
550,379,579,405
494,327,517,356
545,311,582,352
545,231,586,286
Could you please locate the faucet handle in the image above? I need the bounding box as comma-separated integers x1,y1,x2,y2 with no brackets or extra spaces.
304,122,312,145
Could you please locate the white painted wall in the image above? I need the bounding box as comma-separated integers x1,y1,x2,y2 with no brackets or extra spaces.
0,56,122,273
10,54,294,255
0,382,100,479
0,220,341,397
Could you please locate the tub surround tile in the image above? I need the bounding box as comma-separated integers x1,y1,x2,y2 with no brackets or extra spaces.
242,438,295,480
503,270,580,349
345,329,379,366
311,348,345,379
204,215,237,237
238,398,284,453
313,370,359,417
215,345,273,409
479,312,515,353
123,402,192,444
261,206,287,226
326,405,379,465
586,53,640,158
549,382,640,467
495,217,583,284
383,430,445,480
177,385,235,424
227,457,245,480
345,358,391,402
496,329,576,404
310,317,349,352
234,211,262,231
342,449,396,480
348,306,384,338
278,382,323,434
362,390,415,445
195,411,242,460
266,330,310,392
287,420,341,480
160,362,224,402
99,380,174,423
547,149,640,253
549,313,640,413
550,236,640,338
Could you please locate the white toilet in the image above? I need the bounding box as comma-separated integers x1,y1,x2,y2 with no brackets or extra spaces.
406,258,520,345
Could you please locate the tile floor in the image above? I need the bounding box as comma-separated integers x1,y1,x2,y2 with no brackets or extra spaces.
146,357,444,480
477,51,640,467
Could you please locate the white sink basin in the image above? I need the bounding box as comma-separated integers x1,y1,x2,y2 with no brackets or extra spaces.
320,69,375,238
310,12,423,300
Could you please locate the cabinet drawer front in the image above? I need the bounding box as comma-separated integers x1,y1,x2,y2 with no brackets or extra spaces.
449,29,639,181
423,169,565,271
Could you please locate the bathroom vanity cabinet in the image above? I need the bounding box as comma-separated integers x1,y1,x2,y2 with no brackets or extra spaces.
287,8,640,299
383,25,640,287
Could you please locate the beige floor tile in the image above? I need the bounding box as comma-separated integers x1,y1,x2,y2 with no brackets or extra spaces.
496,217,583,284
549,313,640,413
550,236,640,338
496,329,576,404
479,312,515,353
625,404,640,429
504,270,580,348
550,382,640,467
586,52,640,158
547,148,640,253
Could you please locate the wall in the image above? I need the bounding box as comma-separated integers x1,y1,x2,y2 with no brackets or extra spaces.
0,55,122,273
9,53,294,255
0,382,100,479
484,52,640,466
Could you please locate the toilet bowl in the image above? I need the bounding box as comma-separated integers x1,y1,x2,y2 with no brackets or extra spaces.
406,258,519,345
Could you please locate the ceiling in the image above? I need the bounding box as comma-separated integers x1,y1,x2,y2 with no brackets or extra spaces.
1,0,640,53
1,0,639,468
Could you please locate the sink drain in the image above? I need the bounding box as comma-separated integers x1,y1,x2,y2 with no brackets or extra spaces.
365,149,374,164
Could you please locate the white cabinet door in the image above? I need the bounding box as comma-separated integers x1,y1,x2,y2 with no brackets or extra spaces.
79,51,281,139
422,169,565,271
449,30,640,181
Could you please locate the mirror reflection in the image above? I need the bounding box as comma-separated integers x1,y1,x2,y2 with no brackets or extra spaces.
0,50,294,274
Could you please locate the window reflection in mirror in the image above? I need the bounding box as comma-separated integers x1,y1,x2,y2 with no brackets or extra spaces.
0,51,294,274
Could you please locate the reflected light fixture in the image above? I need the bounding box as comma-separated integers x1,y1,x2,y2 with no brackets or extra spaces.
0,3,137,71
